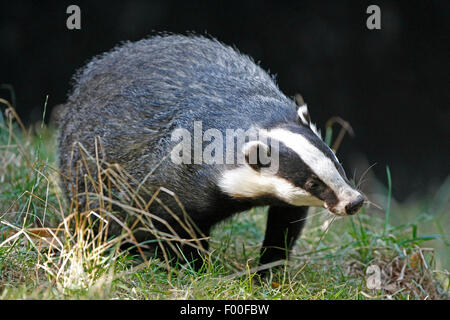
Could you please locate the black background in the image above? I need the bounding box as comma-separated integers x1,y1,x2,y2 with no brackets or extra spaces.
0,0,448,201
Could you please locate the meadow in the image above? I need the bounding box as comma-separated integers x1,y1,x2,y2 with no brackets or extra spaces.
0,97,448,300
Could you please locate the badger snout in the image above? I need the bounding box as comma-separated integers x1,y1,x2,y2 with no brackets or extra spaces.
325,192,365,216
344,194,364,215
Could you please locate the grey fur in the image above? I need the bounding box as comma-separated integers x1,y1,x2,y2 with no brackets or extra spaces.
58,34,321,267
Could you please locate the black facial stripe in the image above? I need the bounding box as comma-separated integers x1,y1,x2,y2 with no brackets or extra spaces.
275,140,339,206
305,176,339,207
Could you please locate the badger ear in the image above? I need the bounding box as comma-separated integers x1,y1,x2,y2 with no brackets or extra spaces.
295,93,310,126
296,102,323,140
243,141,271,171
297,104,311,126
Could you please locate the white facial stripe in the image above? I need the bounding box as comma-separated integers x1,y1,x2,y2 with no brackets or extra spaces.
266,128,358,203
218,166,324,207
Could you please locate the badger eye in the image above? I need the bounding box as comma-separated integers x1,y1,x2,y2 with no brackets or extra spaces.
306,178,320,191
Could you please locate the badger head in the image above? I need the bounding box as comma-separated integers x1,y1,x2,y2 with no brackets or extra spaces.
219,103,364,216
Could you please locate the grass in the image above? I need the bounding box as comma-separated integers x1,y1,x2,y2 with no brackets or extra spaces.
0,99,448,300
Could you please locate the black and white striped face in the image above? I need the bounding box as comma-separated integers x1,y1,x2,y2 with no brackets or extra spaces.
219,105,364,216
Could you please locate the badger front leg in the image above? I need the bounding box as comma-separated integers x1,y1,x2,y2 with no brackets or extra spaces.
259,205,308,266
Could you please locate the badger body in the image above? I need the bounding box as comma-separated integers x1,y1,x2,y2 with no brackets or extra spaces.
58,35,363,269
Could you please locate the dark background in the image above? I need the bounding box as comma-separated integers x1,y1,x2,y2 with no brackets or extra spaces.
0,0,448,201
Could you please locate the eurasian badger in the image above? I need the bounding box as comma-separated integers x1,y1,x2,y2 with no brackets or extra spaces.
58,35,364,269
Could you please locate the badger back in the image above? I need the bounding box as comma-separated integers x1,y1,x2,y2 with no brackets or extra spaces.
67,35,292,126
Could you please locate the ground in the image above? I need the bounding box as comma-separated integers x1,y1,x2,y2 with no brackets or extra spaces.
0,102,448,299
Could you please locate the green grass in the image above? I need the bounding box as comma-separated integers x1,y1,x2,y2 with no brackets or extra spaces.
0,102,448,300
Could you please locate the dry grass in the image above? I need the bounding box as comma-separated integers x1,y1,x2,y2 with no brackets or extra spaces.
0,97,448,299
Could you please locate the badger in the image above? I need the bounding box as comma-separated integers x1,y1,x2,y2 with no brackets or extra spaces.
58,34,364,270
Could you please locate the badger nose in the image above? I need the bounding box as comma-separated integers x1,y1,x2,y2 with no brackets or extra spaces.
345,195,364,215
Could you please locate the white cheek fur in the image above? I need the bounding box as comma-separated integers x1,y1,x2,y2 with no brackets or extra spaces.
218,165,324,207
